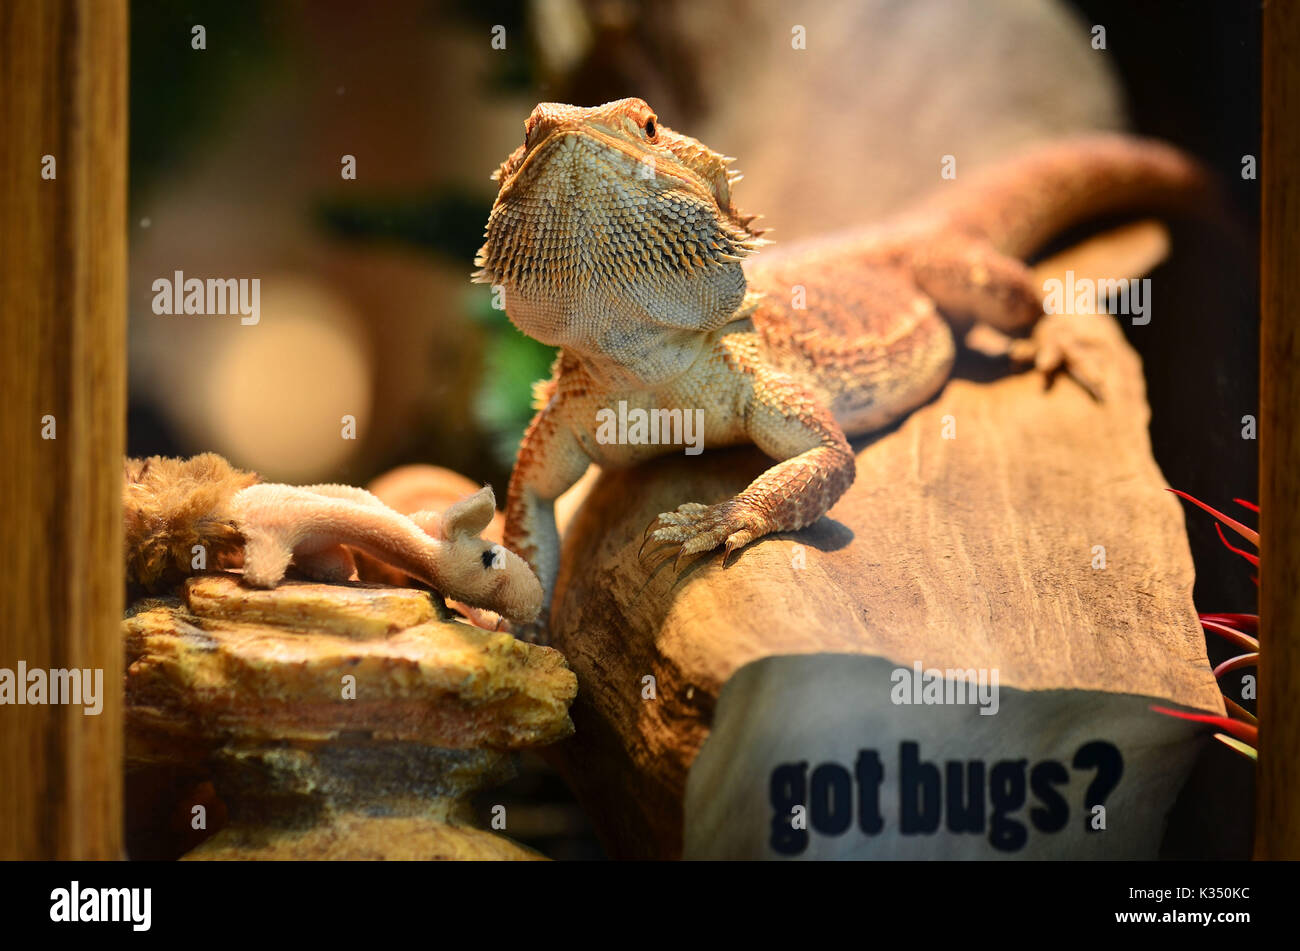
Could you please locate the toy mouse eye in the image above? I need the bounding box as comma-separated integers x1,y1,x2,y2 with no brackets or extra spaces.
644,117,656,138
480,548,497,569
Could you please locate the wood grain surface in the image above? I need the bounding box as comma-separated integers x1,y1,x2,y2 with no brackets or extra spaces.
1258,0,1300,860
545,237,1222,858
0,0,127,859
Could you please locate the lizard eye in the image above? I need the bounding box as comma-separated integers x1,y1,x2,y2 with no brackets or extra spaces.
644,117,656,138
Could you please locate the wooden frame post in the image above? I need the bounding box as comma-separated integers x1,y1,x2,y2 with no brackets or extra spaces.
1258,0,1300,860
0,0,127,860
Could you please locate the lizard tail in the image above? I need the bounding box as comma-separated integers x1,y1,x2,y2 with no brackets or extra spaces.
930,134,1219,260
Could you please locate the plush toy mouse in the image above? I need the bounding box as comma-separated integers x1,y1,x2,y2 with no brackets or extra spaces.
122,453,542,624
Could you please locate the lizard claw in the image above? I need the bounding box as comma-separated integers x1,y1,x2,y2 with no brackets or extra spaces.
639,502,709,561
638,527,675,561
722,529,757,566
1009,315,1108,401
641,499,767,572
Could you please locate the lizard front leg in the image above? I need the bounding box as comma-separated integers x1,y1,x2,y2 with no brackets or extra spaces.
503,392,592,634
643,353,856,566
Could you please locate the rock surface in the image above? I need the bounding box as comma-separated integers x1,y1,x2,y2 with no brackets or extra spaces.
124,573,576,860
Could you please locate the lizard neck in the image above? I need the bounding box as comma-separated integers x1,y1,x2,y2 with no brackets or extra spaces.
558,292,763,394
561,333,705,392
504,282,751,391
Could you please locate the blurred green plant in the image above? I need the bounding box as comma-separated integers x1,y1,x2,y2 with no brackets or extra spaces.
315,189,490,262
130,0,279,198
463,286,557,467
445,0,535,91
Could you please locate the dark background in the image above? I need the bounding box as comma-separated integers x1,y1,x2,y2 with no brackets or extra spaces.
1071,0,1259,859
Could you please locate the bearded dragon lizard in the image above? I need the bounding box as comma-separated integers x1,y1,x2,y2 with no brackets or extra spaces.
474,98,1209,631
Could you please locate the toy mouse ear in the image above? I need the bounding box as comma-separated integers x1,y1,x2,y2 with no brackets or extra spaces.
441,485,496,540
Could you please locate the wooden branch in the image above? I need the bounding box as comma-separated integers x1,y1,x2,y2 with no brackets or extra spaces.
0,0,127,859
1257,0,1300,860
547,248,1222,857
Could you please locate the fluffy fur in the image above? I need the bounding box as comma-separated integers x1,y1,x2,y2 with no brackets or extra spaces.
124,453,258,591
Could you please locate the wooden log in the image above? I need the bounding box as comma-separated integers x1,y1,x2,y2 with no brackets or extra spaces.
0,0,127,859
545,236,1223,859
1257,0,1300,860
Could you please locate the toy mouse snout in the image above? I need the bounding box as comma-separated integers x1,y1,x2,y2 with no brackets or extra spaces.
476,541,543,623
411,487,544,624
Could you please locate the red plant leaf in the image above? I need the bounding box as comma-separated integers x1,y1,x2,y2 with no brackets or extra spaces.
1213,653,1259,678
1151,705,1258,744
1233,499,1260,513
1199,612,1259,633
1168,489,1259,548
1216,524,1260,567
1199,618,1260,651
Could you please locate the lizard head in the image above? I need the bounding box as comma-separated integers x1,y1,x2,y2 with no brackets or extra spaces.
473,98,767,387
